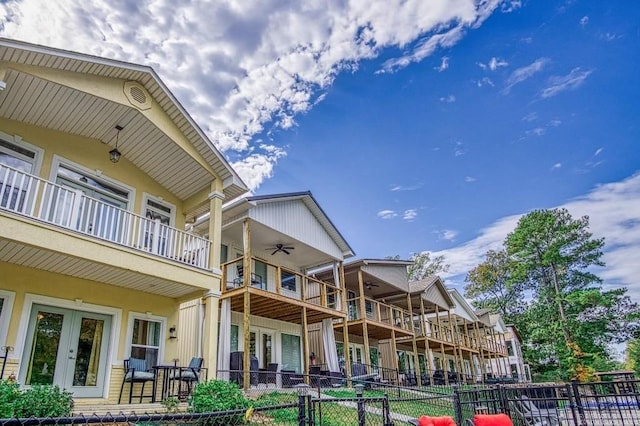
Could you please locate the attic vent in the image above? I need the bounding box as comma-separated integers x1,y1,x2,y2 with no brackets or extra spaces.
130,86,147,104
123,81,152,110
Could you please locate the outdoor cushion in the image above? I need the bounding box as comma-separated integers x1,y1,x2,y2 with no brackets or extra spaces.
124,370,155,381
417,415,457,426
473,414,513,426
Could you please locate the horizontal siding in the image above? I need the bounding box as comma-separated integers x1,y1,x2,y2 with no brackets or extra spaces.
361,264,410,291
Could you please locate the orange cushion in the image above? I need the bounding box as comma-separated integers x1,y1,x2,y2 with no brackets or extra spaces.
417,415,457,426
473,414,513,426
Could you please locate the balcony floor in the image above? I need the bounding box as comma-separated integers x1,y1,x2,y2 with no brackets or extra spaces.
224,286,345,324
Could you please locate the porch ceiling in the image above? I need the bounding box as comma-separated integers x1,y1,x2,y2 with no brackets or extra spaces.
0,69,216,201
223,220,339,270
0,238,208,299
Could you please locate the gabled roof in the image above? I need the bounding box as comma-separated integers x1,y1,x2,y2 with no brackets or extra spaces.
409,275,455,310
0,38,248,202
223,191,354,259
448,288,480,322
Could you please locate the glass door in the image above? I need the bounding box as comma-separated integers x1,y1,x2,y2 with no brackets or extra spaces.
21,305,111,398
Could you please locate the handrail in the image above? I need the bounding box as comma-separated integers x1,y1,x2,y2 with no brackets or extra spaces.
344,296,412,331
0,163,210,269
221,255,343,312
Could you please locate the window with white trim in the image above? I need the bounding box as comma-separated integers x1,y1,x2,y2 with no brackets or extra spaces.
0,137,42,212
127,314,165,367
0,290,16,347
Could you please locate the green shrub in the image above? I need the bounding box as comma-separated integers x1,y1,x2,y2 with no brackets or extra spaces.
189,380,248,425
13,385,73,418
0,380,20,418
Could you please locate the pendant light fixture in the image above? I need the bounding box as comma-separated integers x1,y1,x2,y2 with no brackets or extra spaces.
109,125,123,163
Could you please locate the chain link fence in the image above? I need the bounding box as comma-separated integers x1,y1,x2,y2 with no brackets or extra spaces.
3,376,640,425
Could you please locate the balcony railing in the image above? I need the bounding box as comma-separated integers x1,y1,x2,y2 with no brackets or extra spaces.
345,297,412,332
221,257,343,312
0,164,211,269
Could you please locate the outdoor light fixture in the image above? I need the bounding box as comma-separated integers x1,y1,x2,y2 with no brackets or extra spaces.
169,326,177,339
109,125,123,163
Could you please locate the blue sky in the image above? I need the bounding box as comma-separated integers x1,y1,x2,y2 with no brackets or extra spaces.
1,1,639,300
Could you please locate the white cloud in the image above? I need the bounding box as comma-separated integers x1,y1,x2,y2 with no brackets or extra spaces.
435,56,449,72
431,173,640,302
548,119,562,127
595,148,603,156
522,112,538,122
503,57,549,94
551,162,562,170
0,0,504,191
465,176,477,183
526,127,546,137
478,56,507,71
541,67,593,98
476,77,495,87
501,1,522,13
454,141,466,157
580,16,589,27
390,183,423,192
439,94,456,103
377,210,398,219
403,209,418,221
438,229,459,242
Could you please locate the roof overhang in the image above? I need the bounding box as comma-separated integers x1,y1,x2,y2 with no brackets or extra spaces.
0,38,247,203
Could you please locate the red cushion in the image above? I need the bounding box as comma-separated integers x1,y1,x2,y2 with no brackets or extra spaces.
473,414,513,426
417,415,457,426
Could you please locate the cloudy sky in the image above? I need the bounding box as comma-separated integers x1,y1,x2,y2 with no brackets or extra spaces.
1,1,639,301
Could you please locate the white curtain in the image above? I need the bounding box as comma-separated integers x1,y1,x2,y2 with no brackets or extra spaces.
217,299,231,380
322,318,340,372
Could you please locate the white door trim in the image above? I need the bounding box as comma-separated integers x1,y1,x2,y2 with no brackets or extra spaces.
15,294,122,398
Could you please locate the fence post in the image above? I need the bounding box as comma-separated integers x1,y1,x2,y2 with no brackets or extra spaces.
565,383,581,426
453,384,463,425
355,384,366,426
296,384,310,426
496,384,508,415
383,393,393,426
571,380,587,426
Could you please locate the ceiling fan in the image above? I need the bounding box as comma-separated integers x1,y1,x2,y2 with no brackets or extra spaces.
267,243,294,255
365,281,379,290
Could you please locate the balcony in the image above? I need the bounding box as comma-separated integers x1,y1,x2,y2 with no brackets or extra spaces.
342,296,413,339
221,256,344,324
0,164,211,270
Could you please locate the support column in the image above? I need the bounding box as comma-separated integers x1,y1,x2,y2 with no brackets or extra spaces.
302,307,309,380
202,291,220,378
208,183,225,271
340,261,352,384
408,294,420,385
357,270,371,373
242,219,252,389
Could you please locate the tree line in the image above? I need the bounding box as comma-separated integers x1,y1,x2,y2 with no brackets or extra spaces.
462,208,640,381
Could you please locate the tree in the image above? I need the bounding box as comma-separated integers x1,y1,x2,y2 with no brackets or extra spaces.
505,208,604,348
464,249,524,320
407,251,449,281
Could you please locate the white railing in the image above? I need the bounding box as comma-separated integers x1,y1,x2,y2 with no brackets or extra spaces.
0,163,211,269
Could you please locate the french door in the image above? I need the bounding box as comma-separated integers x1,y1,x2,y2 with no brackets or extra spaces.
21,305,112,398
248,329,275,369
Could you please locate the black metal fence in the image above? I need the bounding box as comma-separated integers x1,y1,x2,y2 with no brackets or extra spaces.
3,377,640,425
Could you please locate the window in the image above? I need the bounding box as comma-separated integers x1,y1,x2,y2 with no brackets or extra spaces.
281,334,301,373
230,324,239,352
127,315,164,367
220,245,228,264
0,137,41,212
0,290,15,347
51,158,132,240
141,194,175,254
281,270,296,292
511,364,519,378
506,340,514,356
365,300,374,319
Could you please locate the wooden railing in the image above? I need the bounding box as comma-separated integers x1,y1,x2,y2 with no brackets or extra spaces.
221,256,343,312
345,297,412,332
0,164,210,269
